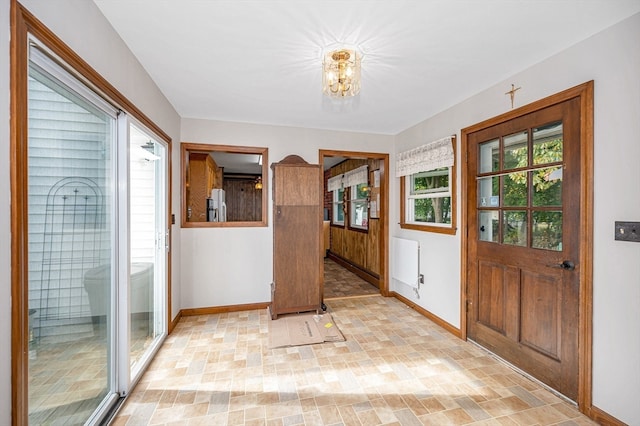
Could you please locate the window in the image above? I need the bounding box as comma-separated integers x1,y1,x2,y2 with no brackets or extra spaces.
349,183,369,230
181,143,268,228
399,136,457,234
332,188,345,225
406,167,451,224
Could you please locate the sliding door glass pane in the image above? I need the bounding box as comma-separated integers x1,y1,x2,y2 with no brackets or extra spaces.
28,64,116,424
129,124,167,380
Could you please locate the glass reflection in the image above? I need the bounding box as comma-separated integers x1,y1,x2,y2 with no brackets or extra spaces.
503,210,527,246
479,210,500,243
479,139,500,173
533,166,562,207
532,211,563,251
533,121,563,165
503,131,528,170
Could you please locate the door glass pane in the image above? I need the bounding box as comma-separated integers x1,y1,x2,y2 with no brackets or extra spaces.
503,172,528,207
478,210,499,242
533,166,563,207
479,138,500,173
28,65,115,424
477,176,499,207
129,124,167,379
532,211,563,251
503,131,528,170
533,121,563,165
503,211,527,246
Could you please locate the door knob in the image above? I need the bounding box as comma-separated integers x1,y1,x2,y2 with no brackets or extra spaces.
549,260,575,270
560,260,575,270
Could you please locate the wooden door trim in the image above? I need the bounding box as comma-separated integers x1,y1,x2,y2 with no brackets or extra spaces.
460,81,593,414
319,150,390,297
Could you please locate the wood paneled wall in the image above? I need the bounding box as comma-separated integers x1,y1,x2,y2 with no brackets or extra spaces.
223,177,262,222
327,159,380,277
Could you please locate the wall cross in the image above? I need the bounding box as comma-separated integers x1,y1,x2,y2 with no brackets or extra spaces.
505,83,521,109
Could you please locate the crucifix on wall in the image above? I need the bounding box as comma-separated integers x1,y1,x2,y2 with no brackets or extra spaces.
505,83,521,109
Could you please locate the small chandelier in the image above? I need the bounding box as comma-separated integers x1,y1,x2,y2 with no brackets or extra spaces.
322,48,361,98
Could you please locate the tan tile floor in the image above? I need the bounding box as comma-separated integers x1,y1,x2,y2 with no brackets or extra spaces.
112,295,596,425
29,316,154,425
323,258,379,299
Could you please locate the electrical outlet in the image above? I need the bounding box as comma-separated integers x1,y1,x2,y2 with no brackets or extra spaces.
614,221,640,243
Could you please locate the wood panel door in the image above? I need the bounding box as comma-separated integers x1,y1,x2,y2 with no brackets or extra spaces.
466,96,584,401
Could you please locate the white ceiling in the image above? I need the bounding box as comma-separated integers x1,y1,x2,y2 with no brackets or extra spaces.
93,0,640,135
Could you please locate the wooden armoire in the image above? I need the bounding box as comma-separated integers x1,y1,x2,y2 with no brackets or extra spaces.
270,155,323,319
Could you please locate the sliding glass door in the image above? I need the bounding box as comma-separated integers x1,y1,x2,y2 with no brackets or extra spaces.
128,123,168,382
27,49,118,425
26,41,168,425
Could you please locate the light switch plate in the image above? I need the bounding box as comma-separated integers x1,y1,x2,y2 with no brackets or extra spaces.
614,221,640,242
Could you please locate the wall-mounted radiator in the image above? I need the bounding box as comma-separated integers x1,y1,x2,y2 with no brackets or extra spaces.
391,237,421,294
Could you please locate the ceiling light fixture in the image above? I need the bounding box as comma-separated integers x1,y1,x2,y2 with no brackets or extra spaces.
322,48,361,98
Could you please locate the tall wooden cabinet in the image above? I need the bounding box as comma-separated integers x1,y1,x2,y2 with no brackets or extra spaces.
270,155,323,319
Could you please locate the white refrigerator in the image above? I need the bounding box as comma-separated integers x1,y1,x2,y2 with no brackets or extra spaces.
207,188,227,222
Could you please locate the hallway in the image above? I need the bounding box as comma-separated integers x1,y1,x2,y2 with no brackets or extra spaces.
323,258,379,299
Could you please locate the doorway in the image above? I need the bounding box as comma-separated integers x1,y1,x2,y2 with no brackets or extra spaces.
319,150,389,300
461,82,593,408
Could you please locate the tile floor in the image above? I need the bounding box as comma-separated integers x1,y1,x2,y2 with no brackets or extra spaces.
112,295,596,425
323,258,379,299
29,316,155,425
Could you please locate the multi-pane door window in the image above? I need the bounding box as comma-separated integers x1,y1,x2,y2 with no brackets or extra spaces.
405,167,452,226
477,121,564,250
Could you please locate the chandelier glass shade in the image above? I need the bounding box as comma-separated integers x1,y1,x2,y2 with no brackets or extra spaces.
322,48,361,98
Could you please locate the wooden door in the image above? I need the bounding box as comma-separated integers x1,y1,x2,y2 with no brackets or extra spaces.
466,97,582,401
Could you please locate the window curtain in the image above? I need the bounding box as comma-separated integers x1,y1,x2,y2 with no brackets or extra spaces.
396,136,454,177
344,165,368,187
327,165,368,191
327,174,343,192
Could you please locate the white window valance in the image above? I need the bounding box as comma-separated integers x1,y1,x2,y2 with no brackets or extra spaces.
344,165,368,187
327,174,343,192
327,165,369,191
396,136,454,177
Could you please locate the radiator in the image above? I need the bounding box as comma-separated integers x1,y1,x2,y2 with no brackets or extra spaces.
391,237,420,289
